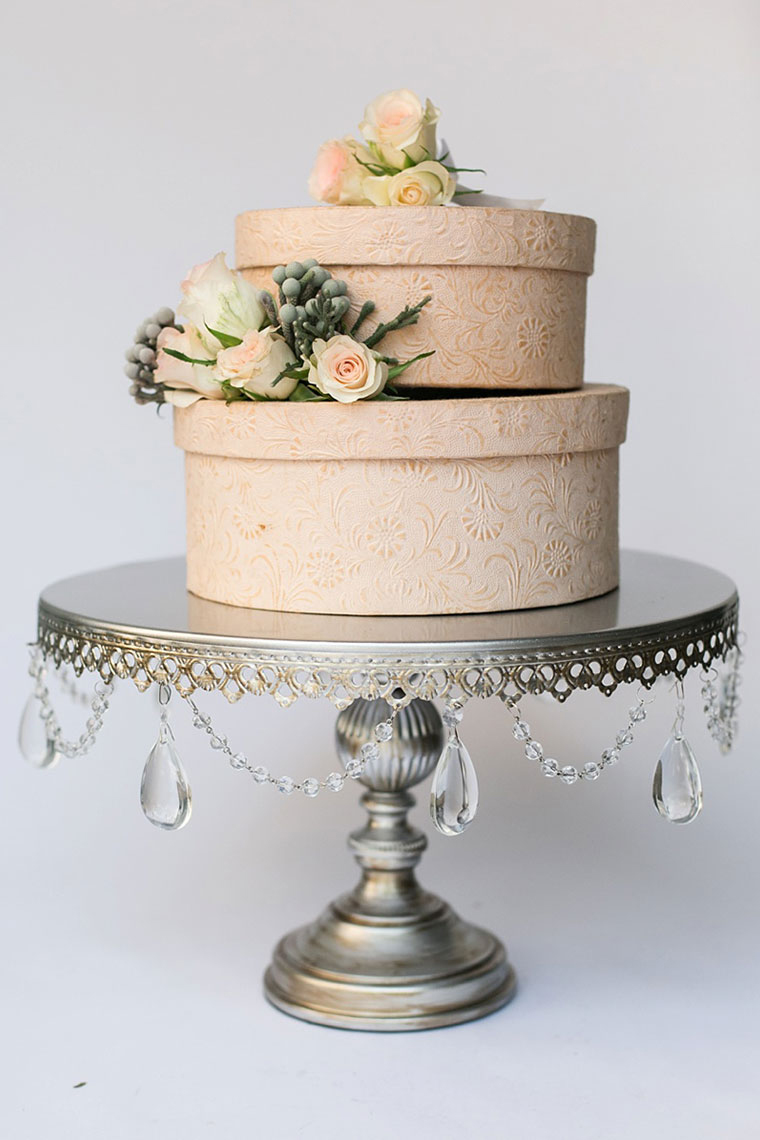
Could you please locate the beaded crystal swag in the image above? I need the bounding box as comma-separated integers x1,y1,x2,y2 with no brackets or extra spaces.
19,643,743,835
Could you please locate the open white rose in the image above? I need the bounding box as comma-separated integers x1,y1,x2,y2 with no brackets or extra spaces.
155,324,224,407
212,328,298,400
178,252,265,353
308,335,388,403
308,137,372,205
363,160,456,207
359,89,440,169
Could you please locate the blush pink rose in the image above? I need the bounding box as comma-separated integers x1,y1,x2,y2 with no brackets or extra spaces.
308,335,388,403
212,328,297,399
155,324,223,407
359,89,440,169
308,138,370,205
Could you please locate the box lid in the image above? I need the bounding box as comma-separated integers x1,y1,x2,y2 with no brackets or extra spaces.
235,206,596,274
175,385,628,462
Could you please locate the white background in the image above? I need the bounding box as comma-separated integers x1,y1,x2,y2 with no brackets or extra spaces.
2,0,759,1136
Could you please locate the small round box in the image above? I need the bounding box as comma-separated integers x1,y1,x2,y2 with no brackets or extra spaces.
235,206,596,392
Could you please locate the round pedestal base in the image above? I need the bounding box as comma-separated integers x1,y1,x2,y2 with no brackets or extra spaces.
264,889,516,1032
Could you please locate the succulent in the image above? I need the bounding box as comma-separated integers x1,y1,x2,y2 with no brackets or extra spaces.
262,260,353,360
262,259,429,368
124,307,178,405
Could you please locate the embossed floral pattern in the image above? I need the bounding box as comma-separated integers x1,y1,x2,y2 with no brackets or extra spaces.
462,502,504,541
243,263,586,390
516,316,550,359
177,389,627,616
364,221,412,259
236,206,594,390
306,550,345,589
525,215,558,252
236,207,595,272
580,499,604,540
365,516,407,557
541,539,573,578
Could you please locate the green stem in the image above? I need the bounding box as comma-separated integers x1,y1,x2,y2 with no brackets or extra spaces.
363,296,432,349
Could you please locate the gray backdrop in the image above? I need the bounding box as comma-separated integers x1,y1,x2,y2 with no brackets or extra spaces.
2,0,758,1136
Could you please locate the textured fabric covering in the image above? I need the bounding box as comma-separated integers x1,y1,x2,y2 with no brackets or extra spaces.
175,387,627,616
236,207,595,391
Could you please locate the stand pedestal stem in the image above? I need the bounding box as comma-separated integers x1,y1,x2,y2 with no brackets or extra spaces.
264,699,516,1031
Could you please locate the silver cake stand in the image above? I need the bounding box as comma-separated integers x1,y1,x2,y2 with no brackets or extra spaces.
35,550,739,1031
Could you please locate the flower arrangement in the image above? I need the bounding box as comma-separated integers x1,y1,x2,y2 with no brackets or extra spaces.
126,254,432,407
308,88,483,207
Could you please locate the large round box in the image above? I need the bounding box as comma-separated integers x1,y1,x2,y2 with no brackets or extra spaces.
235,207,596,391
174,385,628,616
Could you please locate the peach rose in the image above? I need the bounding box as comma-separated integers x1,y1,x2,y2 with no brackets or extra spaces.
363,160,456,207
155,324,223,407
308,138,371,205
212,328,298,399
308,335,387,403
359,89,440,169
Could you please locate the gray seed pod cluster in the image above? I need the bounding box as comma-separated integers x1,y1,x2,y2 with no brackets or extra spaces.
125,307,178,405
264,260,351,359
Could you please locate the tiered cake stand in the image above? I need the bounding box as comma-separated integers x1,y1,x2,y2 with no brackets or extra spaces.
34,550,739,1031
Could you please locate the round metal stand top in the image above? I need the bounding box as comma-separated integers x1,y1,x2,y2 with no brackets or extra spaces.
37,550,739,708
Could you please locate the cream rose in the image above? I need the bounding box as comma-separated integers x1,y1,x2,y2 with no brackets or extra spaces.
155,324,223,407
363,160,456,207
359,89,440,169
308,335,388,403
308,137,372,205
212,328,298,400
178,252,265,353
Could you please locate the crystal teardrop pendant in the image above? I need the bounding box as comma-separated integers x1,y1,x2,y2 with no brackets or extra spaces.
430,729,479,836
140,716,192,830
18,695,58,769
652,731,703,824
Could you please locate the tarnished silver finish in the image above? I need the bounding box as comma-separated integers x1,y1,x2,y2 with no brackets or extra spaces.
335,697,442,789
36,551,740,707
32,551,741,1029
264,698,516,1031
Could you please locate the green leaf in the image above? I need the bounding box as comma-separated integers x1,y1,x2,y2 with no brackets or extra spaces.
453,188,484,197
220,380,264,403
372,391,409,401
354,154,395,177
361,141,403,175
444,166,487,174
289,383,329,402
162,347,215,366
386,350,435,381
270,366,309,389
205,325,243,349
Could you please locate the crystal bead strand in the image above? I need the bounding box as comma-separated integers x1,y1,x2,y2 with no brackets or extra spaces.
700,640,744,754
652,679,703,824
140,683,192,830
19,646,114,767
430,702,479,836
57,666,91,708
183,692,399,795
499,688,651,783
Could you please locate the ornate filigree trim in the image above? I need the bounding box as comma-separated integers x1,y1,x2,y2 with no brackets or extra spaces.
37,600,739,709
